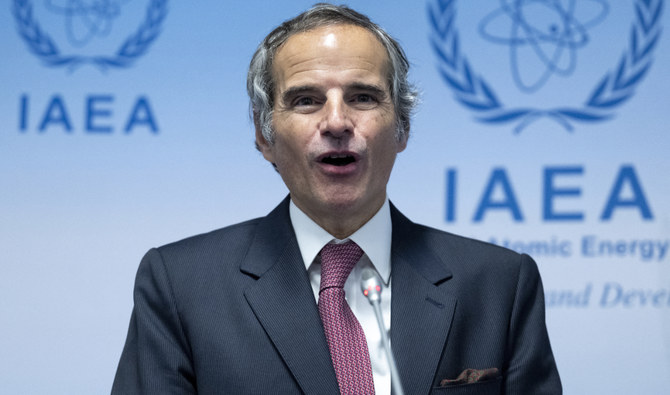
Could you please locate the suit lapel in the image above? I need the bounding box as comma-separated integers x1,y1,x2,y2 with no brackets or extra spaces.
239,200,457,394
241,198,339,395
390,205,457,395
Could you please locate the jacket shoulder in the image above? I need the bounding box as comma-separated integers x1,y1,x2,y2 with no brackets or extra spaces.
158,217,262,255
422,224,521,260
136,217,266,285
397,218,536,283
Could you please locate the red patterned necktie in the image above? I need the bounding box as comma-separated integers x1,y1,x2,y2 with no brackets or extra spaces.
318,241,375,395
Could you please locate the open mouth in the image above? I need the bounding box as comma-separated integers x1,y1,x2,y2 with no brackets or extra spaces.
321,154,356,166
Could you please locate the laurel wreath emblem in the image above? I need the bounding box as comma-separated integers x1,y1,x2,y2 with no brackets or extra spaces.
428,0,663,133
13,0,168,71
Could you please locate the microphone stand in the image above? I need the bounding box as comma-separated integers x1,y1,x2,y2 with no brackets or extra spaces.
361,268,405,395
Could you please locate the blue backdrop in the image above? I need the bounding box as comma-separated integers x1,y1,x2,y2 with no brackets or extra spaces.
1,1,668,393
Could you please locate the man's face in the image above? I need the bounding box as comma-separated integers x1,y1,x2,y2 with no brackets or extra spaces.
257,24,407,235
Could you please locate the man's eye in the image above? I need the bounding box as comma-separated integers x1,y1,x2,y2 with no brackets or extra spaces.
295,97,315,106
354,94,375,103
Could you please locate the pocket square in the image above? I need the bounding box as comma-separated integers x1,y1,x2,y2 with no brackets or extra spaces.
439,367,500,387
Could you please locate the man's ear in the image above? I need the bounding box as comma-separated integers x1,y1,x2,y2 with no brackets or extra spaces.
254,116,275,164
396,127,409,153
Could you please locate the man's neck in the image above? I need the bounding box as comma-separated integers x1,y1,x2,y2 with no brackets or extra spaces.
289,197,393,284
292,199,386,239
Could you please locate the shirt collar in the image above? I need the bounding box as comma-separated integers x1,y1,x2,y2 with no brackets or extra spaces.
289,198,392,285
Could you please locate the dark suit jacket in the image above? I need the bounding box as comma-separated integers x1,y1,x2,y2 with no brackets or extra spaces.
112,197,561,394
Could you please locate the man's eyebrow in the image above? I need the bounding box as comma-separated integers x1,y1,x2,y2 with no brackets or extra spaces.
280,85,318,104
279,83,389,104
347,83,388,98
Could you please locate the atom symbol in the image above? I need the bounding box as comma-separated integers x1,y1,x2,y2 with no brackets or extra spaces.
44,0,130,47
479,0,609,93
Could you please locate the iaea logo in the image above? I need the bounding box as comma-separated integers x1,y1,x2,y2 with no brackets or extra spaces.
13,0,168,71
428,0,663,133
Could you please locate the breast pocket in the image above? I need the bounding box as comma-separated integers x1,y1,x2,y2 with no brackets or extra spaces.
430,375,502,394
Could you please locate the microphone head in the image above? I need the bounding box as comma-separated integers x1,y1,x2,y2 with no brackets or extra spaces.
360,267,382,304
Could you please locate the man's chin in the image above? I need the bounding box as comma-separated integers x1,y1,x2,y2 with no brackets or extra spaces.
293,187,382,218
319,194,384,220
295,193,360,215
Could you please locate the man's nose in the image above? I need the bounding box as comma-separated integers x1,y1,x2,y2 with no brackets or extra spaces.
319,97,353,138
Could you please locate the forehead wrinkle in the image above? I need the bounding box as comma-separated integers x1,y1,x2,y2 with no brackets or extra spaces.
272,24,392,101
279,54,382,75
276,64,388,101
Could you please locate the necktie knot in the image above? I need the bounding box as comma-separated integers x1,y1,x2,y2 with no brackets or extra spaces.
319,241,364,291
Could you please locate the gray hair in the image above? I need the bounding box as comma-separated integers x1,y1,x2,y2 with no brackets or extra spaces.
247,3,418,145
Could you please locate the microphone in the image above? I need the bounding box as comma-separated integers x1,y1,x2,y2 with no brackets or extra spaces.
360,268,405,395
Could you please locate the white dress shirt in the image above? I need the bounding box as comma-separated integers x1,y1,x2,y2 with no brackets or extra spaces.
289,199,393,395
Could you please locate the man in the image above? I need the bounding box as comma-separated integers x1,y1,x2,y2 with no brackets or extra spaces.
113,4,561,394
